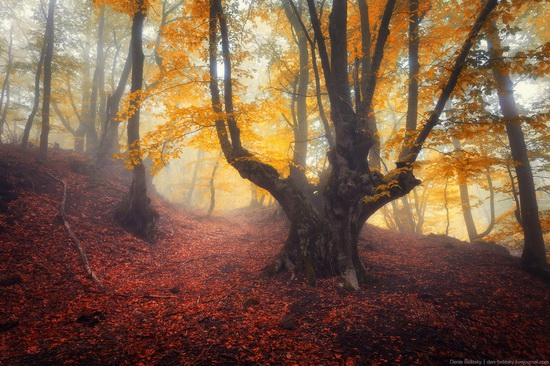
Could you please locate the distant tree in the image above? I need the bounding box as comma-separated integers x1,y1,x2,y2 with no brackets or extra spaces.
21,39,46,149
185,149,204,206
38,0,57,161
486,18,548,276
95,41,132,166
206,155,221,216
85,5,106,153
0,26,14,143
451,137,495,242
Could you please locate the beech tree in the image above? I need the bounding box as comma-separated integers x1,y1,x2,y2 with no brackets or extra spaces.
38,0,57,161
486,17,548,275
205,0,500,289
113,0,158,239
0,26,14,142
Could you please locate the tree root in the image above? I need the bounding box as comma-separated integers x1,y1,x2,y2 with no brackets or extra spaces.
114,192,158,241
46,171,104,290
264,252,295,279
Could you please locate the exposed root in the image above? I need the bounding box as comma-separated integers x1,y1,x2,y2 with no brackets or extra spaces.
114,192,158,241
264,252,296,281
340,268,360,291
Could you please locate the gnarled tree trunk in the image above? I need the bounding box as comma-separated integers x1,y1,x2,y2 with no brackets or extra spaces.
208,0,498,289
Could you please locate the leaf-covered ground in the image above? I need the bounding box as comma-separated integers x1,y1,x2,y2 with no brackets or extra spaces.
1,146,549,366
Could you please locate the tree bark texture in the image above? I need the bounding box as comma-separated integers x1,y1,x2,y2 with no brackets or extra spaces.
207,158,220,216
284,0,310,190
21,37,46,149
38,0,57,162
0,26,14,143
452,137,478,242
486,20,547,272
95,42,132,166
86,5,106,153
209,0,499,289
114,1,158,240
185,149,204,206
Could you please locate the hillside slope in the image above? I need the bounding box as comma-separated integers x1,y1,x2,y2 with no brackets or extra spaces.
1,146,548,365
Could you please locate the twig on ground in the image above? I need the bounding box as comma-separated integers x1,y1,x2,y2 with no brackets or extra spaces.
46,171,104,290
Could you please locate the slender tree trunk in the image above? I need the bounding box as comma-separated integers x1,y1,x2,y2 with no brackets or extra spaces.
397,197,417,233
0,80,10,143
452,137,478,241
38,0,57,162
475,167,495,240
486,21,547,272
21,43,46,149
95,42,132,165
86,6,105,153
0,26,14,143
392,0,422,233
250,182,264,208
413,188,426,234
76,16,93,153
114,1,158,240
505,163,523,226
52,100,76,136
206,157,220,216
284,0,309,190
357,0,380,170
185,149,204,206
444,177,450,236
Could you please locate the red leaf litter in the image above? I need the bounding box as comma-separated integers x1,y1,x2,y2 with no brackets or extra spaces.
1,146,549,365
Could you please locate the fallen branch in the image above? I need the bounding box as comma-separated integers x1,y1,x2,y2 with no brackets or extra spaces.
46,171,104,290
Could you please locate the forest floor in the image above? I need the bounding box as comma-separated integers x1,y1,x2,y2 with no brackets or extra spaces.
0,145,549,366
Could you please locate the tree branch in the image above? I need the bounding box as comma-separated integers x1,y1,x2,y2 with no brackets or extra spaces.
402,0,499,165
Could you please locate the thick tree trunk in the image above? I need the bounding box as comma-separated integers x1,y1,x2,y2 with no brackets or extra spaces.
209,0,498,289
38,0,56,162
487,21,547,272
114,1,158,240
